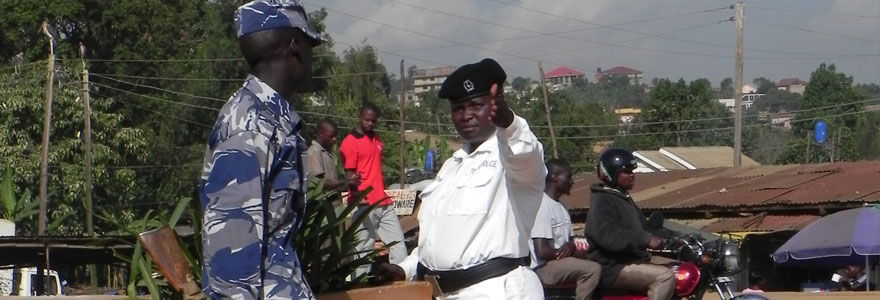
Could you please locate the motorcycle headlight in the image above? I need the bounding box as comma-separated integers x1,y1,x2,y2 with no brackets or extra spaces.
722,241,740,271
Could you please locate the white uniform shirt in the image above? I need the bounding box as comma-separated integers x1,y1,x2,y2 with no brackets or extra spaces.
529,193,573,268
398,115,546,277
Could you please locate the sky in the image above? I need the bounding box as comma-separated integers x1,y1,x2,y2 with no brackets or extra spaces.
302,0,880,86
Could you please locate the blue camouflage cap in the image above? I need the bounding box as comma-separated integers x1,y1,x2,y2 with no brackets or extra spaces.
234,0,325,45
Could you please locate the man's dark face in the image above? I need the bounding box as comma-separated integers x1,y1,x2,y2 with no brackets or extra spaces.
555,168,574,195
617,169,635,190
359,109,378,134
451,95,495,144
316,125,338,149
290,31,314,92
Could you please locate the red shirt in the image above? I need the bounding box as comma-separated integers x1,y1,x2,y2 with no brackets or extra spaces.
340,131,391,205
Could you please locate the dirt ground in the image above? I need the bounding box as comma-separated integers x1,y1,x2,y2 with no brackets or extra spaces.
761,291,880,300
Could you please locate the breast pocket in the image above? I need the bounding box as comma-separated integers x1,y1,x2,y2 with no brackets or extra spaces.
446,168,496,215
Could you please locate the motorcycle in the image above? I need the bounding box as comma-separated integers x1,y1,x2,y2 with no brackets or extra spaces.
545,234,755,300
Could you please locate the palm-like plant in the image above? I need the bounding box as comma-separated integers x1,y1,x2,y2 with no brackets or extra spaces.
109,179,390,298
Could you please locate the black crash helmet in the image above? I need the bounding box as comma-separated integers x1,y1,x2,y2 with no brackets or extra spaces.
597,148,637,185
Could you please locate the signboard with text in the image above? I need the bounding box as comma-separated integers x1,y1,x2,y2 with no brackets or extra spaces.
386,189,418,216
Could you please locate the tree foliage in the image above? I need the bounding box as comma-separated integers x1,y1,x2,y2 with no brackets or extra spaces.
621,78,732,150
777,63,865,164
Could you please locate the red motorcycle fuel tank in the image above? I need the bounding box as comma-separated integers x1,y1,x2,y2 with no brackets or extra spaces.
674,262,701,297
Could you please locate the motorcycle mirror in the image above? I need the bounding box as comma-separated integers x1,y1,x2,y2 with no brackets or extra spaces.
647,212,665,229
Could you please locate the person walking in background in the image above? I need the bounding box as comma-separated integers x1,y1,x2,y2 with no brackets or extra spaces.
340,103,407,276
199,0,323,298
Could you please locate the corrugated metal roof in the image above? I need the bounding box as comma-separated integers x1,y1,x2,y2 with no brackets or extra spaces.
699,214,819,233
634,150,686,171
661,146,761,168
562,161,880,212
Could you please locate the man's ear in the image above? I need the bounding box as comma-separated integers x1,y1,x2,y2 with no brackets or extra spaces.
289,36,302,62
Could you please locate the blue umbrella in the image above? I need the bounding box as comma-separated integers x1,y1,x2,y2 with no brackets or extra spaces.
774,207,880,266
773,207,880,290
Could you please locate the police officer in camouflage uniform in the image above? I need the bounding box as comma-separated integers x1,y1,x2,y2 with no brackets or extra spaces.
199,1,323,298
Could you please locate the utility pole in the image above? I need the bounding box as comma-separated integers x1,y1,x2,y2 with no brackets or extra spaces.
37,20,56,296
537,62,559,158
399,60,406,188
80,43,98,293
733,1,745,167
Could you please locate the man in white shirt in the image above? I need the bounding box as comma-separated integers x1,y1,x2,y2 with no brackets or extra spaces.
371,58,546,299
531,159,600,300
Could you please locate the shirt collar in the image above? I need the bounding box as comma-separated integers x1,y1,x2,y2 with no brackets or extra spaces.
311,140,330,153
453,131,498,160
243,75,302,134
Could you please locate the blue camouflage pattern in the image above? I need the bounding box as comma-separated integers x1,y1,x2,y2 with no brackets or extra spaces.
200,75,314,299
234,0,324,44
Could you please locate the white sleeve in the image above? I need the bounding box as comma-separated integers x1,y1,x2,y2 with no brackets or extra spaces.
397,246,420,281
530,200,553,239
496,115,546,187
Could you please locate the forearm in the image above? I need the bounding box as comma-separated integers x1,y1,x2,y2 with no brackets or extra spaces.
496,115,545,186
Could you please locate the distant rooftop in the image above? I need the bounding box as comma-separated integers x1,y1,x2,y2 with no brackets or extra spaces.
778,78,807,87
601,66,642,75
545,66,585,78
412,66,457,78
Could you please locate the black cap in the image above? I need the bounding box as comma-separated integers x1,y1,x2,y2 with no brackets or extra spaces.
438,58,506,103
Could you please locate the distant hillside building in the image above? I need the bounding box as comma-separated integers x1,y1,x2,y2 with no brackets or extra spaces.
411,66,457,105
778,78,807,95
543,66,585,90
595,66,643,85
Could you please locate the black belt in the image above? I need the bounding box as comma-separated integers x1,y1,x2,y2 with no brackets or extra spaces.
417,257,529,295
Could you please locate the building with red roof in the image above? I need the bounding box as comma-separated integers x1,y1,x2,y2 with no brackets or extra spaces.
543,66,585,90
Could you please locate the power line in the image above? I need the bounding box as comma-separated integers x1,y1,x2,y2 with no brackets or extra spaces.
484,0,879,59
92,73,228,103
90,71,390,82
333,40,451,66
533,97,880,129
751,19,880,44
89,81,221,112
304,2,614,67
384,5,733,53
359,0,735,59
91,91,215,129
546,108,878,140
750,5,880,19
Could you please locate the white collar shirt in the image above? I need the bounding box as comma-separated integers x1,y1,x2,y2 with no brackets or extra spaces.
398,115,546,276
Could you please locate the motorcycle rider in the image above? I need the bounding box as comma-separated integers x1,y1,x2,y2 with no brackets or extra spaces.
585,148,676,300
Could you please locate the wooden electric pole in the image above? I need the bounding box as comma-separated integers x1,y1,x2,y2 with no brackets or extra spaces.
399,60,406,188
37,20,56,296
537,62,558,159
80,43,99,293
733,1,744,167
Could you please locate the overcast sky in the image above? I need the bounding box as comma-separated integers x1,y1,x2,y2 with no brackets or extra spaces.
302,0,880,86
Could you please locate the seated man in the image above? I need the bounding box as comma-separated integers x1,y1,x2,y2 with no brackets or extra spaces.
531,159,600,300
585,148,675,300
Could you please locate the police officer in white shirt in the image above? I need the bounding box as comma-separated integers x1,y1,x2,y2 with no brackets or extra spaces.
531,159,600,300
371,58,547,299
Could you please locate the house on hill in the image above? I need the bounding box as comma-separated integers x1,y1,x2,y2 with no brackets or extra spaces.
543,66,585,90
778,78,807,95
595,66,643,85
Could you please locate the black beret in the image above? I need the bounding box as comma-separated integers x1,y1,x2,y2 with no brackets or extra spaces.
438,58,506,102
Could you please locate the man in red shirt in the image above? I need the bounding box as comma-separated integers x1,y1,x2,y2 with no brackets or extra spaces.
340,102,407,277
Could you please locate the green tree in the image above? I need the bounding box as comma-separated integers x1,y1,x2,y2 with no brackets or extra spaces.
753,77,776,94
719,77,734,98
511,76,531,92
749,89,802,113
622,78,731,150
777,64,865,164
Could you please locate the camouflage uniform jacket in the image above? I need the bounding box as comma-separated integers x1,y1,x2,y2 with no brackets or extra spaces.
200,75,313,299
